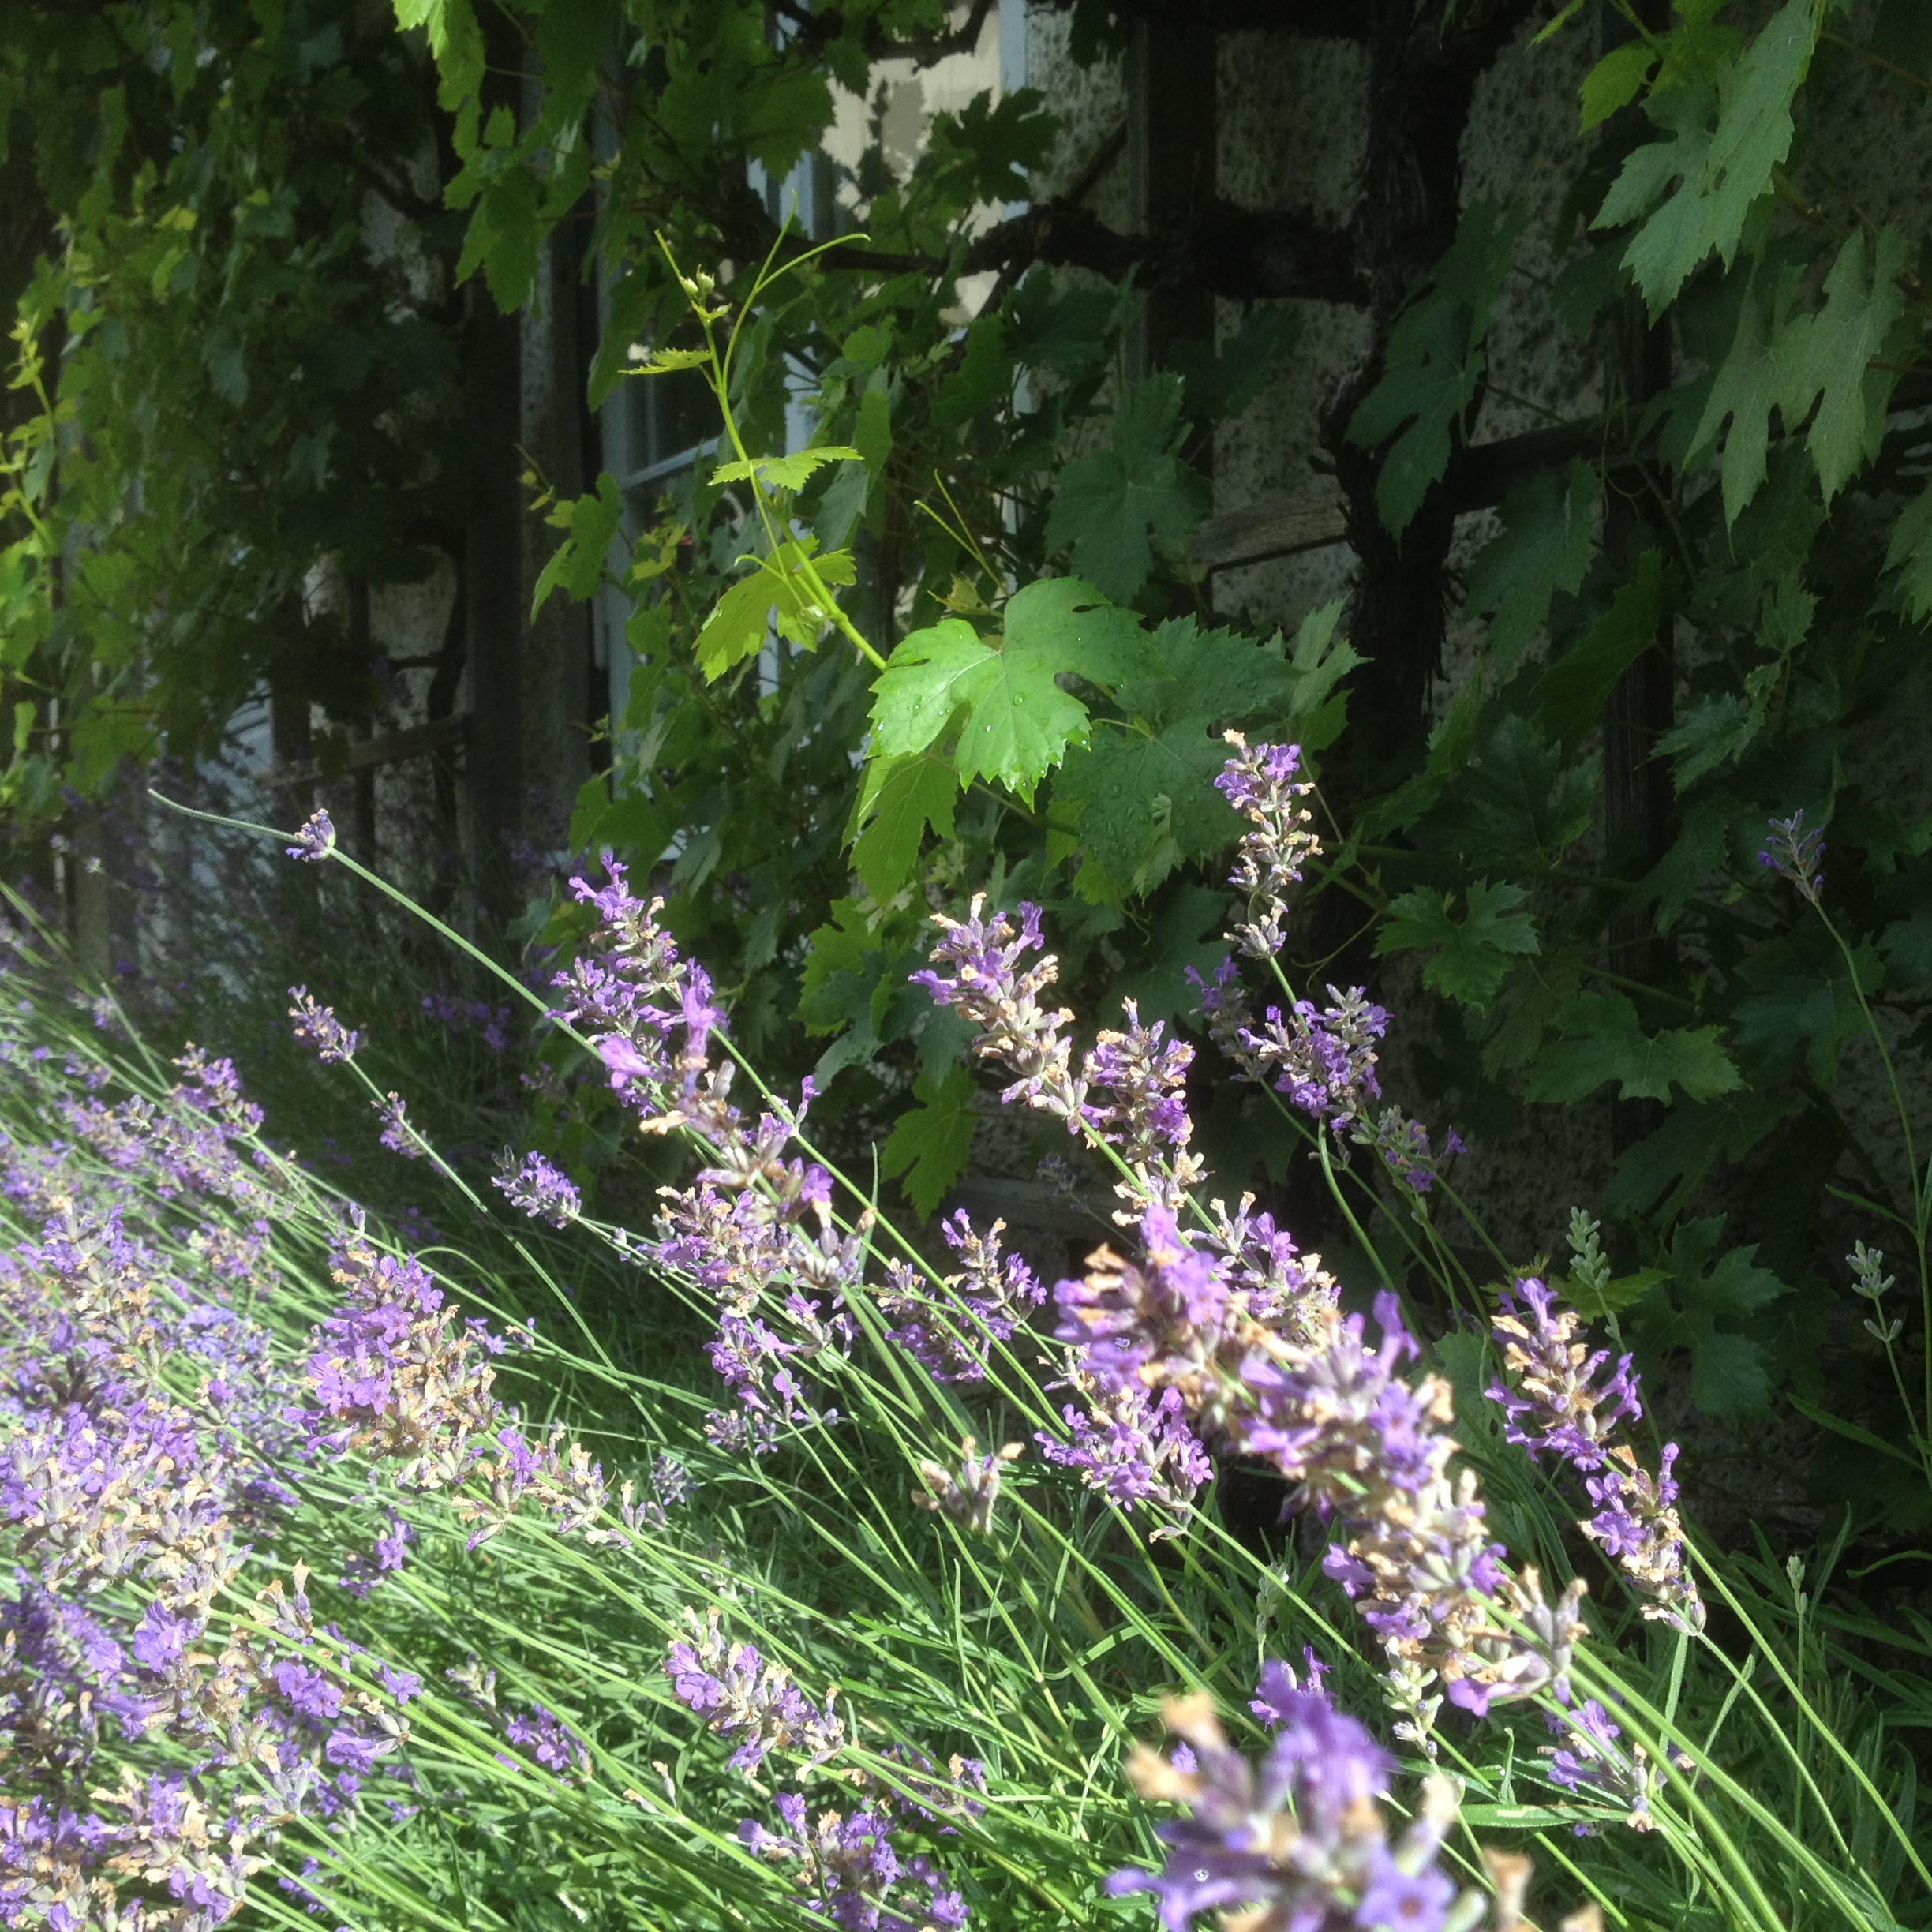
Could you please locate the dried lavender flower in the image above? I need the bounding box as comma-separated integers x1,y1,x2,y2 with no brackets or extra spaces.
915,1436,1024,1533
878,1211,1043,1383
288,986,363,1065
912,896,1084,1124
1488,1273,1702,1632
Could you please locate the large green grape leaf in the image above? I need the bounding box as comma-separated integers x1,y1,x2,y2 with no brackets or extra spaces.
1376,881,1540,1010
1056,612,1346,896
867,578,1148,802
1043,374,1209,601
1346,203,1523,537
1631,1218,1791,1418
1532,550,1667,748
1463,461,1599,674
1525,991,1742,1103
880,1066,979,1217
1786,226,1910,504
1593,0,1818,315
848,752,960,903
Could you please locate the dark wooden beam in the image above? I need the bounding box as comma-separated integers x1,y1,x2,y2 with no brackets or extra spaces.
260,713,471,792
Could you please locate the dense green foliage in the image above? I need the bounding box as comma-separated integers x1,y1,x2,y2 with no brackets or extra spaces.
7,0,1932,1543
4,856,1930,1932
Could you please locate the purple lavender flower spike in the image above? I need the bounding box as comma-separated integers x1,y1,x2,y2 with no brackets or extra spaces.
1543,1698,1673,1832
1215,732,1320,958
880,1211,1043,1383
1036,1383,1211,1530
1758,808,1825,902
913,895,1085,1125
288,986,363,1065
285,807,336,862
1236,986,1387,1132
665,1608,845,1773
504,1702,590,1777
1186,955,1256,1072
1488,1278,1702,1631
1083,1003,1195,1163
1106,1676,1473,1932
373,1091,429,1159
742,1795,971,1930
492,1148,581,1227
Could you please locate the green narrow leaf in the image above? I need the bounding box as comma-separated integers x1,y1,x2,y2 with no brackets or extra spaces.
880,1066,979,1216
854,387,892,476
627,346,711,373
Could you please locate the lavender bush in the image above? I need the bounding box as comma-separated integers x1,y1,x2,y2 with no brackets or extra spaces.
2,737,1927,1932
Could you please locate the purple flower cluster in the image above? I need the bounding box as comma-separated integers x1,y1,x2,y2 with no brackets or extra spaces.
1192,957,1462,1193
912,897,1084,1125
1542,1698,1672,1833
504,1702,591,1777
555,866,857,1454
1758,808,1824,902
1107,1666,1477,1932
299,1228,505,1479
1046,1204,1580,1724
1036,1383,1211,1526
1488,1279,1702,1631
1082,1002,1200,1208
1235,983,1388,1133
285,807,336,862
742,1795,968,1930
0,1046,429,1929
1214,732,1320,959
373,1091,428,1160
492,1148,582,1227
665,1608,847,1773
444,1661,591,1780
288,986,362,1065
666,1608,976,1926
296,1219,623,1552
878,1212,1043,1383
552,860,729,1136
